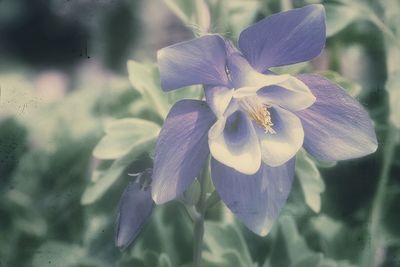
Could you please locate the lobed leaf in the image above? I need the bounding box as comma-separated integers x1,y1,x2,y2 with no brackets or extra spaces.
82,134,157,205
93,118,160,160
203,222,255,267
296,150,325,212
325,3,360,37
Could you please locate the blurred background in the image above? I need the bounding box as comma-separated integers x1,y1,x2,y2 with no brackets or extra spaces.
0,0,399,266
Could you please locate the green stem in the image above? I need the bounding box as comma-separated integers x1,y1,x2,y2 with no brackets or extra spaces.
193,216,205,267
363,125,398,267
184,203,200,223
193,160,209,267
368,13,400,48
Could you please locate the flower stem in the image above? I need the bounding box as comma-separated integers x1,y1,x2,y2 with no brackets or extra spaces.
193,160,209,267
363,125,398,267
193,215,205,267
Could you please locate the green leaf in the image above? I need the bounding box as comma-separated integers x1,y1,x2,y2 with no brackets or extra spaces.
381,1,400,127
5,190,47,237
128,251,173,267
84,117,159,204
383,185,400,237
318,71,362,97
166,84,203,105
318,259,358,267
195,0,211,34
163,0,210,34
203,222,254,267
314,159,337,169
279,216,311,260
130,205,191,264
310,215,342,243
158,253,173,267
32,241,85,267
81,163,125,205
163,0,195,26
32,241,109,267
270,62,311,76
143,250,161,267
296,150,325,213
82,135,157,205
291,253,323,267
127,60,170,119
224,0,260,38
90,160,113,182
385,39,400,128
127,58,203,122
325,3,361,37
208,0,260,39
93,118,160,159
386,70,400,129
182,179,201,205
204,249,253,267
308,214,365,261
118,257,146,267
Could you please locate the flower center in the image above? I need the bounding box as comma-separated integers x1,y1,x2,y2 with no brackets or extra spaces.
239,97,276,134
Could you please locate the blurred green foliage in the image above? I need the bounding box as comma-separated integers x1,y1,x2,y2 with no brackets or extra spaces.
0,0,399,266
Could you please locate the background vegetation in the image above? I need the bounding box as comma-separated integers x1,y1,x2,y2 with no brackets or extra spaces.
0,0,399,266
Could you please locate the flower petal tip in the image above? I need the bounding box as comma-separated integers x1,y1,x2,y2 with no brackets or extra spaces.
305,4,326,20
310,3,325,11
309,93,317,106
235,161,261,175
156,49,172,92
366,136,379,154
256,225,273,237
151,190,166,205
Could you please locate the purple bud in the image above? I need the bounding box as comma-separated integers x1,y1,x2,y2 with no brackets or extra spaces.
115,171,154,250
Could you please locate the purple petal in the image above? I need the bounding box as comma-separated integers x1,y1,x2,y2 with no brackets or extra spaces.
157,35,228,91
225,53,256,88
254,106,304,167
295,74,378,161
239,4,326,72
211,158,295,236
152,100,215,204
115,181,154,249
209,111,261,175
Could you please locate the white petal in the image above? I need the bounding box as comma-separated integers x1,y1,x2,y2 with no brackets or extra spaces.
233,73,315,111
255,106,304,167
208,111,261,175
262,76,316,110
204,86,234,117
232,86,259,99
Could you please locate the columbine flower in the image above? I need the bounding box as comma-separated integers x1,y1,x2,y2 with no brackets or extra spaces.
151,5,377,235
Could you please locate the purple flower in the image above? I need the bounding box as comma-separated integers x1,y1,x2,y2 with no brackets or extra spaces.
115,169,154,249
152,5,377,235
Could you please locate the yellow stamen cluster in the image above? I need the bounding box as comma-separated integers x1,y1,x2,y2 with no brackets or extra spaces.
240,97,276,134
